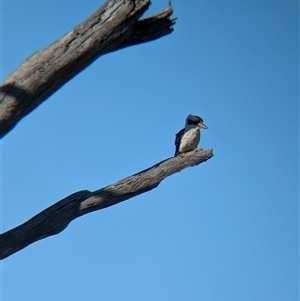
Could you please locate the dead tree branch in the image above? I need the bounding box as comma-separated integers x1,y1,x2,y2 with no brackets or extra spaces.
0,0,175,138
0,149,213,259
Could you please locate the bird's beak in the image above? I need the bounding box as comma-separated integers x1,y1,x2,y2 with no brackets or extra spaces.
199,123,208,129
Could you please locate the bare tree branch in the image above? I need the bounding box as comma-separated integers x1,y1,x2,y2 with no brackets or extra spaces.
0,149,213,259
0,0,175,138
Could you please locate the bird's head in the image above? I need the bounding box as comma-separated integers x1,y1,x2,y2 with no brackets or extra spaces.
186,114,208,129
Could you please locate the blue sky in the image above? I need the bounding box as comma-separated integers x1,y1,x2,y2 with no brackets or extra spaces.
1,0,299,300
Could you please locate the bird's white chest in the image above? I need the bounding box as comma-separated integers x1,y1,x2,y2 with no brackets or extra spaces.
179,127,200,152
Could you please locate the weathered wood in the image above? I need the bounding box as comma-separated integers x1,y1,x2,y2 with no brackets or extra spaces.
0,0,175,138
0,149,213,259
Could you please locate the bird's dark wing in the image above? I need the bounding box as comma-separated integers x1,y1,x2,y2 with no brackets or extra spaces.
174,128,185,157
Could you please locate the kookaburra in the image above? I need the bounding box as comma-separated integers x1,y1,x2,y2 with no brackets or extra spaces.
174,114,208,157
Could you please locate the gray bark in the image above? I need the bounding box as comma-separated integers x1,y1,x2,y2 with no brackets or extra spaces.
0,0,175,137
0,149,214,259
0,0,214,260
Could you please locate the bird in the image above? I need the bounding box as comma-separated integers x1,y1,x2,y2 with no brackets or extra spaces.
174,114,208,157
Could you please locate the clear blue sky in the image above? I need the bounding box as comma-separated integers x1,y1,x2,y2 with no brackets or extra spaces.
1,0,298,300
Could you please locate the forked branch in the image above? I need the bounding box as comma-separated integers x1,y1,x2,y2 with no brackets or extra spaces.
0,0,175,138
